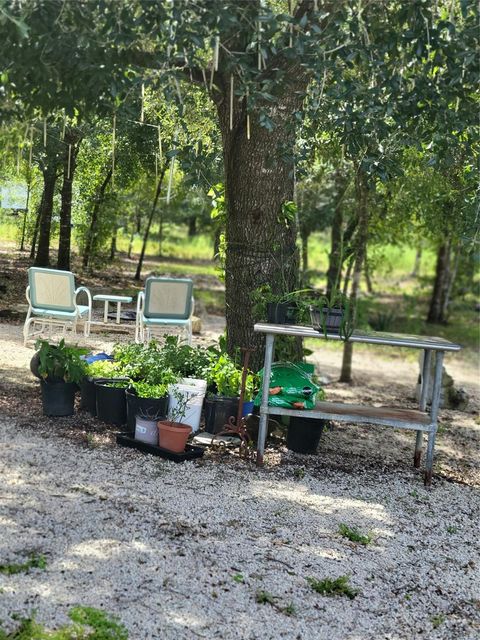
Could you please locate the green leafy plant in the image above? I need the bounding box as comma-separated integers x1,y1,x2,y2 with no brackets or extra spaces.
0,552,46,575
307,575,359,599
130,381,169,399
255,590,276,605
84,359,122,379
35,339,88,384
310,290,355,341
338,524,372,545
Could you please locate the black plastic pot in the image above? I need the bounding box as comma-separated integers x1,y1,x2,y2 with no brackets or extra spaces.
125,389,168,433
286,416,325,454
95,379,129,426
40,380,77,417
79,377,107,416
204,395,239,434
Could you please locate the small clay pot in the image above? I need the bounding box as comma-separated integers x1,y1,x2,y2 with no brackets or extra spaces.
157,420,192,453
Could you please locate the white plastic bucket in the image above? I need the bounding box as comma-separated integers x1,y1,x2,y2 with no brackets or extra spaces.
135,416,159,445
168,380,207,433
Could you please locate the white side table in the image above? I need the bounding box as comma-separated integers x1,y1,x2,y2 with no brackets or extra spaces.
93,294,133,325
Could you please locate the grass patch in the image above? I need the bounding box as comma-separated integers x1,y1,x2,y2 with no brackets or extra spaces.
307,575,359,600
0,607,128,639
0,553,46,575
195,288,225,314
255,590,276,605
338,523,372,545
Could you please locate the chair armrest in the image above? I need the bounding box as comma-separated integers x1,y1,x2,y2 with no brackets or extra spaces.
75,286,92,309
26,285,31,305
190,296,195,318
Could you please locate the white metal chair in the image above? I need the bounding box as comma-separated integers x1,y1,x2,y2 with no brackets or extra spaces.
135,277,194,345
24,267,92,345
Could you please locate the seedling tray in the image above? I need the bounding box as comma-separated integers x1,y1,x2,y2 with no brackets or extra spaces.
116,433,204,462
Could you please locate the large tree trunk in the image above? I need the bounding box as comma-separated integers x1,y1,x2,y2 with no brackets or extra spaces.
109,227,117,262
188,215,197,237
427,241,451,324
58,129,82,270
340,170,369,383
19,180,31,252
135,165,168,281
214,70,309,369
83,167,112,268
34,168,58,267
300,229,309,274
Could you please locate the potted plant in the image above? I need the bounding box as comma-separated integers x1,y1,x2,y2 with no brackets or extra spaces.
128,380,172,438
251,284,316,325
157,388,192,453
203,351,256,434
80,359,121,417
34,339,88,416
310,290,354,340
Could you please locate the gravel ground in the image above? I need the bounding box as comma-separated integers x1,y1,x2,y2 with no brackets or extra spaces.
0,320,479,638
0,419,479,639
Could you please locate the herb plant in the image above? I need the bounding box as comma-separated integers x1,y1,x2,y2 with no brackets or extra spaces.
35,339,88,384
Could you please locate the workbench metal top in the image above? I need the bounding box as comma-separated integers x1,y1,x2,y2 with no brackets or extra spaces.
253,323,461,352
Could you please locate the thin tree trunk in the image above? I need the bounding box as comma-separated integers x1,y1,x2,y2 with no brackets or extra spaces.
427,241,451,324
30,194,43,260
342,255,354,296
300,230,309,274
340,170,369,383
364,253,373,294
127,228,135,259
19,181,31,252
58,130,82,270
34,169,57,267
441,242,460,320
188,215,197,237
109,227,117,262
326,169,348,298
411,245,422,277
83,167,113,268
135,165,168,281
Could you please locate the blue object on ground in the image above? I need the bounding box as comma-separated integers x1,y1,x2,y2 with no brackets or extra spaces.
81,352,113,364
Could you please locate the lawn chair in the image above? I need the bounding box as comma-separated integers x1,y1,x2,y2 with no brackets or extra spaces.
23,267,92,345
135,277,194,345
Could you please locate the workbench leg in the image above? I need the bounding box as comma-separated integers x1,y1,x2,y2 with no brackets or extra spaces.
116,301,121,324
103,301,109,324
424,351,444,487
256,333,275,467
415,349,432,468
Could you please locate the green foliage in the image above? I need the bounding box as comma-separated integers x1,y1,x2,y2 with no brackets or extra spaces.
85,360,121,380
130,381,168,399
255,590,276,606
0,607,128,639
338,524,372,546
307,575,359,600
35,340,88,384
0,553,46,575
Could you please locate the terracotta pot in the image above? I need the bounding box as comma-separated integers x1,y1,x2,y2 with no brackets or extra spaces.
157,420,192,453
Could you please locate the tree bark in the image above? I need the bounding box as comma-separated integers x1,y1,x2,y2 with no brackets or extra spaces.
213,67,310,369
83,167,112,268
427,241,451,324
441,242,460,320
58,129,82,270
135,164,168,281
340,170,369,383
34,168,58,267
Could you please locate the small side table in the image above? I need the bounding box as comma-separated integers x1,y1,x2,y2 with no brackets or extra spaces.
93,294,133,325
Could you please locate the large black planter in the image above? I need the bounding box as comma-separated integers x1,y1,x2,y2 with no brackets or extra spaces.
125,389,168,433
204,395,239,434
95,380,129,427
40,380,77,417
286,416,325,454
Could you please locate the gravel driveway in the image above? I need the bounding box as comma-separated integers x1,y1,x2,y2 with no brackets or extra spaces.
1,419,479,639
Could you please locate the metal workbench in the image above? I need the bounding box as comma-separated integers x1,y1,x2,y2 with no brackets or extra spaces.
254,323,461,486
